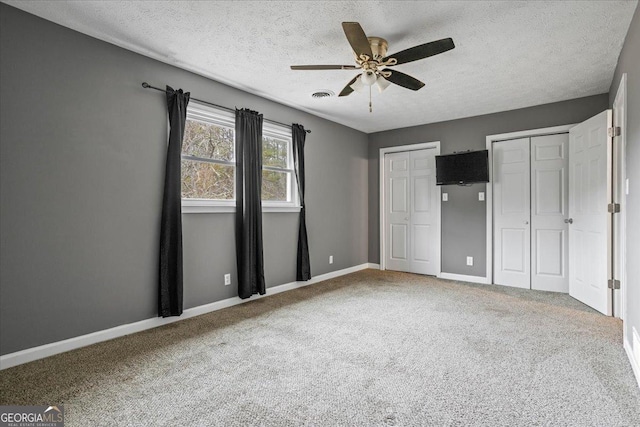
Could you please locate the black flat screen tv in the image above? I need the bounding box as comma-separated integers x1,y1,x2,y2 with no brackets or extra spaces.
436,150,489,185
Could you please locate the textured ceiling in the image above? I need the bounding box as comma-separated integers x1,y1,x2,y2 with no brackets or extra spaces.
5,0,637,133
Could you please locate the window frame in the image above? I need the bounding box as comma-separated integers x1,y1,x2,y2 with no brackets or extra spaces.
181,102,300,214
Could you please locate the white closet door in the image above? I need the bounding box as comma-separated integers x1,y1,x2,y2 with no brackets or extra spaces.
409,149,438,275
384,148,439,275
493,138,531,289
569,110,612,315
531,134,570,292
385,152,411,273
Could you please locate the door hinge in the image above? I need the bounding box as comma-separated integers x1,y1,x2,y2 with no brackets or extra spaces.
608,126,621,138
607,203,621,213
608,279,621,290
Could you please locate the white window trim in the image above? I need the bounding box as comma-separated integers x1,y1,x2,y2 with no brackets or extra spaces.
182,200,301,214
181,102,300,214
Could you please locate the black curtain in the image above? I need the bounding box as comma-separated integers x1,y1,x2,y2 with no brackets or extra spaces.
292,124,311,281
159,86,190,317
235,109,266,299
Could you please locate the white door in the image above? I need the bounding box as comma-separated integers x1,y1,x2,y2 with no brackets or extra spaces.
409,150,438,274
384,149,438,275
612,79,626,319
568,110,612,315
385,151,411,273
493,138,531,289
531,134,570,292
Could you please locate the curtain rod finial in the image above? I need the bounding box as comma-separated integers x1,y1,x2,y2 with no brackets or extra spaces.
142,82,150,88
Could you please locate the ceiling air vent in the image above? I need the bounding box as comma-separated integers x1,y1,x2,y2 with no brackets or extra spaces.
312,90,334,99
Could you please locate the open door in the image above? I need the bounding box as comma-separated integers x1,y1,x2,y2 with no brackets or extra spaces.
568,110,613,315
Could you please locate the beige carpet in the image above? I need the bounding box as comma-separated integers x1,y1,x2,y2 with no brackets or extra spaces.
1,269,639,426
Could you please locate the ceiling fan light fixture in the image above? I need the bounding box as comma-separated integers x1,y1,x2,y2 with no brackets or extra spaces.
361,70,377,86
375,76,391,93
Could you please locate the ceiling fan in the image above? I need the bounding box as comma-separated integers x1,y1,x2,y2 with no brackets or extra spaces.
291,22,455,112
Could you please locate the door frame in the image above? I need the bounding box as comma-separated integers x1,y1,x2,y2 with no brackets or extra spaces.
485,125,575,285
379,142,441,274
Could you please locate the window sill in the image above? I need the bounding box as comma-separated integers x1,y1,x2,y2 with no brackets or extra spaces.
182,202,301,214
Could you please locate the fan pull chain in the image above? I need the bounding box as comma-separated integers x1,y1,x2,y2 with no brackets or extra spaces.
369,85,372,113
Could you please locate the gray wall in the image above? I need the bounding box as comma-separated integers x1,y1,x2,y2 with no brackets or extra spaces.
610,4,640,349
0,4,368,355
368,94,609,276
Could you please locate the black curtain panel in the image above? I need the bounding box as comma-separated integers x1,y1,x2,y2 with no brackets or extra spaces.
235,109,266,299
292,124,311,281
159,86,190,317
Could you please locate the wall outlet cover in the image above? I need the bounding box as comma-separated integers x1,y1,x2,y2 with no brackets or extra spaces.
442,193,448,202
479,192,485,201
329,255,334,264
466,256,473,266
224,274,231,286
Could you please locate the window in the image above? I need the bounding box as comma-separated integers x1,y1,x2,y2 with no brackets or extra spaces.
261,123,297,205
181,104,235,202
181,102,299,213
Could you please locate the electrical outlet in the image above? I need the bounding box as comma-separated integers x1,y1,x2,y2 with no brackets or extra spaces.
224,273,231,286
478,192,485,201
329,255,334,264
442,193,448,202
466,256,473,266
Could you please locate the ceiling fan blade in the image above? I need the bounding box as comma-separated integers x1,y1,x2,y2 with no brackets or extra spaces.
383,38,455,65
339,75,360,97
291,65,358,70
342,22,373,59
382,69,425,91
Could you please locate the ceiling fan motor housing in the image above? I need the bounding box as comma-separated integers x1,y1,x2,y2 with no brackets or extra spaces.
367,37,388,60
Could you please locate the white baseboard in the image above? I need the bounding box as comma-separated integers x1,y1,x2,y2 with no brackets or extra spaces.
437,272,491,284
0,263,375,370
625,331,640,389
367,263,380,270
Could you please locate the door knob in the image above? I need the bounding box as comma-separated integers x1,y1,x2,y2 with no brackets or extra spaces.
564,218,573,224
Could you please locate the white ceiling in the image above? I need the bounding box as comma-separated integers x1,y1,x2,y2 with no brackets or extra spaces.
5,0,637,133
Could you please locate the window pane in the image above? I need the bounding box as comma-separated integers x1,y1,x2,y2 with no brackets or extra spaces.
262,170,289,202
183,119,234,161
262,136,288,169
181,160,234,199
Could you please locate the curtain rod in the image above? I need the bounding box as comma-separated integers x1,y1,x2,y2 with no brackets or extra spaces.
142,82,311,133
